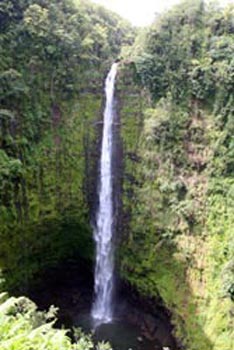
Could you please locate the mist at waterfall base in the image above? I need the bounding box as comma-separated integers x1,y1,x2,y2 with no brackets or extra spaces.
76,311,164,350
29,260,176,350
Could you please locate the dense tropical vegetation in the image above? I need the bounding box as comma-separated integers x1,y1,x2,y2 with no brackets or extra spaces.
0,0,133,290
0,292,113,350
0,0,132,347
119,1,234,349
1,0,234,349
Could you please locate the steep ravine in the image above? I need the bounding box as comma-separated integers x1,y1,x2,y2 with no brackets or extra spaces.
1,1,234,349
24,63,179,350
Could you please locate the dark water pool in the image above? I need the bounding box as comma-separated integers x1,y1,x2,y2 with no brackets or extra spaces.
28,263,176,350
75,313,163,350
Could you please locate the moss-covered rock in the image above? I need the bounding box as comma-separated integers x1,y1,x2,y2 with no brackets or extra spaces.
0,93,102,291
118,63,234,350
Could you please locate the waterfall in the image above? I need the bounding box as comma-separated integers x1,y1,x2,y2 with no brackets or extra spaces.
92,63,118,324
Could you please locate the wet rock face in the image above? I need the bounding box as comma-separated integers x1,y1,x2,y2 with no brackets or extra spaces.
141,314,160,340
117,283,179,350
123,306,176,349
28,261,179,350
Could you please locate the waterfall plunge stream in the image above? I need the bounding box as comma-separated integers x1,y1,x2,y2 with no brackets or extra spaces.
92,63,118,325
31,62,177,350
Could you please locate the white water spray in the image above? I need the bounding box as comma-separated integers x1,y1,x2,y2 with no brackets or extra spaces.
92,63,118,324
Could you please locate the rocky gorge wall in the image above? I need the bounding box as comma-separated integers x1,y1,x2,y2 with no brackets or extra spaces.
0,91,103,292
0,0,134,293
117,63,234,350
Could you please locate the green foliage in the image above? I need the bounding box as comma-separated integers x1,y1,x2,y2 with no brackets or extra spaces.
0,94,101,291
119,2,234,350
2,0,234,349
0,150,23,180
0,293,112,350
119,79,227,350
0,0,134,290
131,0,234,109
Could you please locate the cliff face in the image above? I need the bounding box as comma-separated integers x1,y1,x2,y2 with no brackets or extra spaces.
0,0,135,291
117,63,234,350
0,92,102,291
117,2,234,348
1,1,234,349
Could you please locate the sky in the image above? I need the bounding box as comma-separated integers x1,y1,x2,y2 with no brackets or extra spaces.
93,0,234,26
